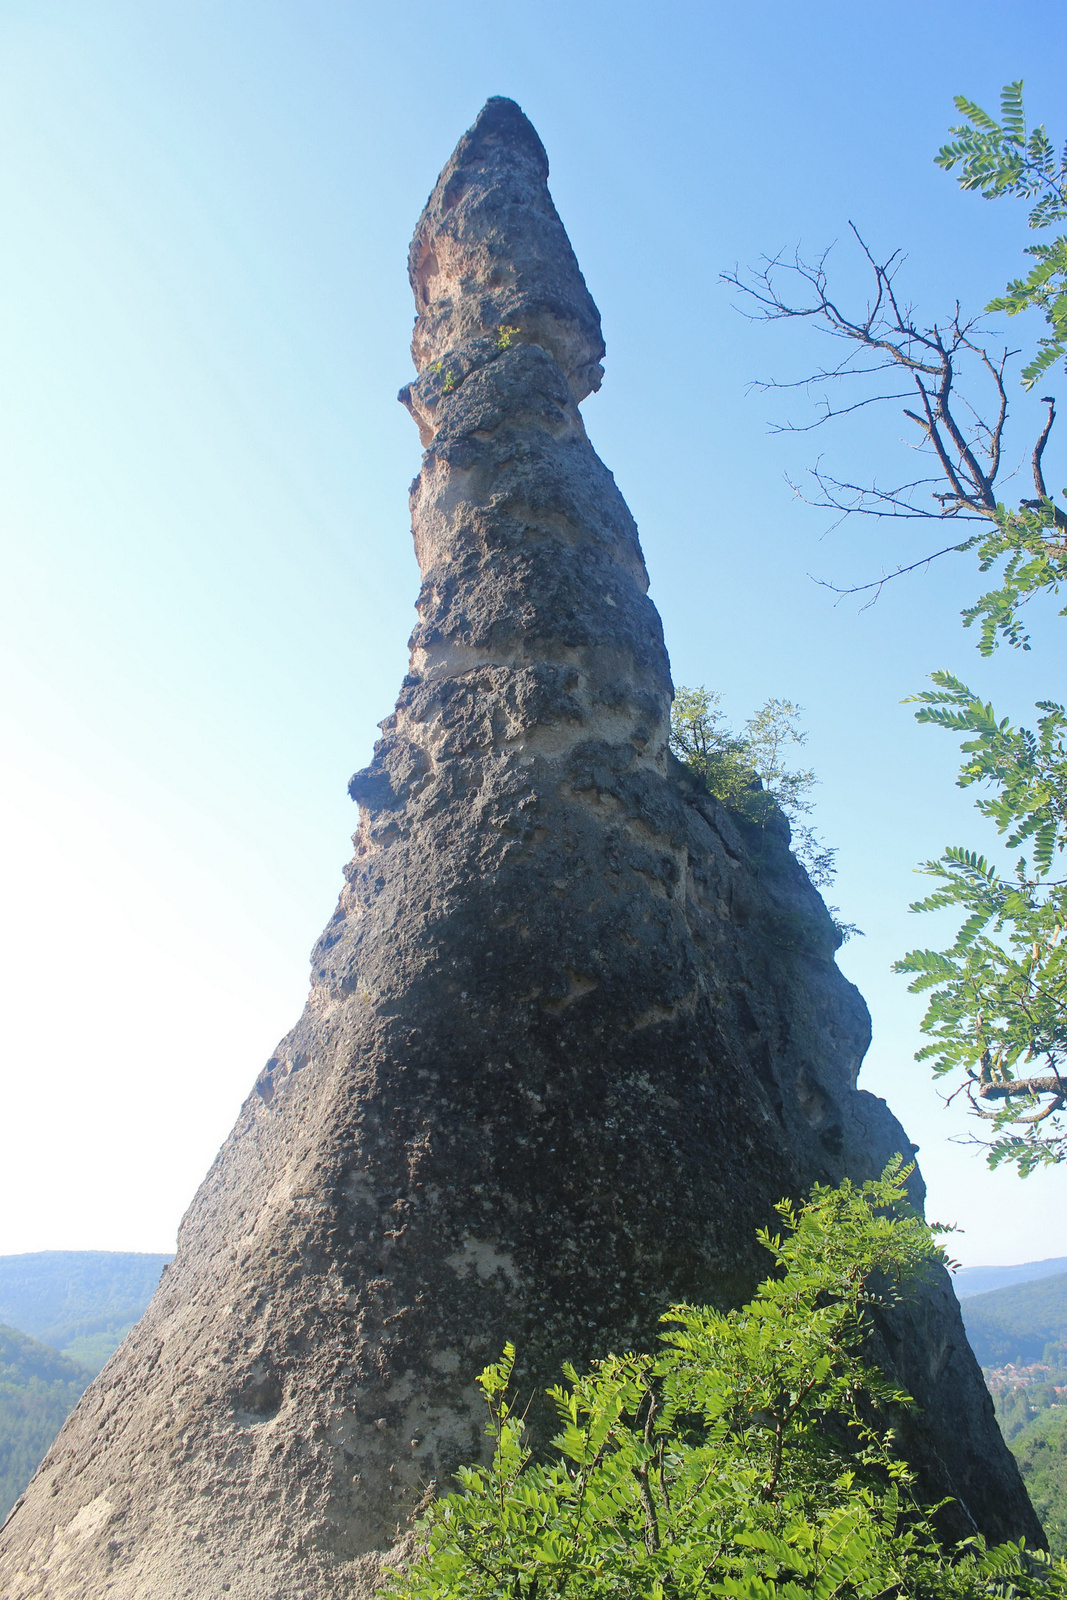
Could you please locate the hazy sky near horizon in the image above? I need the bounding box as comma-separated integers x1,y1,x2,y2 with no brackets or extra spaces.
1,0,1066,1264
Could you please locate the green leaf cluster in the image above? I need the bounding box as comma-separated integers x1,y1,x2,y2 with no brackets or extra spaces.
894,673,1067,1174
909,678,1067,866
937,82,1067,388
388,1165,1059,1600
958,503,1067,659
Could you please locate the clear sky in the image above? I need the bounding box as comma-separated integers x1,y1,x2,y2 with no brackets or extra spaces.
1,0,1065,1264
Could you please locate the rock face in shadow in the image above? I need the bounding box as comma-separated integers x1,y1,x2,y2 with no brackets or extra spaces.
0,96,1040,1600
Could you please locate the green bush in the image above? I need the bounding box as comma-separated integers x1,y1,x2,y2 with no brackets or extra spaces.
669,687,860,941
388,1164,1061,1600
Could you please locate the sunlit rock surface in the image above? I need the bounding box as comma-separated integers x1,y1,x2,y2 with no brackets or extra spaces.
0,97,1040,1600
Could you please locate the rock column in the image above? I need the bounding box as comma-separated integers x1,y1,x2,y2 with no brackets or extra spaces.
0,98,1040,1600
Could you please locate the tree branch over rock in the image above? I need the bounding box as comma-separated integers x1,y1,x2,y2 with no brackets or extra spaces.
727,83,1067,1173
723,224,1067,650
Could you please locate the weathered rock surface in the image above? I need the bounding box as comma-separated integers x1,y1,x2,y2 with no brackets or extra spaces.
0,96,1040,1599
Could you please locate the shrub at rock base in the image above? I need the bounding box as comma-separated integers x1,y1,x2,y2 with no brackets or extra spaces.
390,1163,1061,1600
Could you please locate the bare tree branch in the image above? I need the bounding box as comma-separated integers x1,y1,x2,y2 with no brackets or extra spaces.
722,228,1064,596
809,540,975,604
1031,396,1057,502
767,392,914,433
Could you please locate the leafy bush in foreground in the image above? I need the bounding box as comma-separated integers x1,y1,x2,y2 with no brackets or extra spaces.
388,1163,1062,1600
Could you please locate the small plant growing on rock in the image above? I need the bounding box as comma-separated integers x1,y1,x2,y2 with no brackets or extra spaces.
670,686,860,940
428,357,456,391
496,323,521,349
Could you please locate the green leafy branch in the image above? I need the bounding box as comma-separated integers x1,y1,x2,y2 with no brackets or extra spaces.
959,500,1067,655
387,1165,1062,1600
937,81,1067,389
894,673,1067,1171
908,673,1067,864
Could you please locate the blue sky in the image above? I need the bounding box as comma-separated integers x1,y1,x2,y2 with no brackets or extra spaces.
1,0,1065,1261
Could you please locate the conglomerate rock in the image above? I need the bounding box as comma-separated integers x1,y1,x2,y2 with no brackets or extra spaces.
0,96,1040,1600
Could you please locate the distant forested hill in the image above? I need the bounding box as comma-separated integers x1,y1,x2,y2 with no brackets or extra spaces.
954,1259,1067,1299
0,1326,91,1520
960,1273,1067,1367
0,1253,170,1520
0,1252,170,1372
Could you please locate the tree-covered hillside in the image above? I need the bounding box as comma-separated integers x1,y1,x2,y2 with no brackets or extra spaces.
0,1326,91,1521
960,1273,1067,1367
1012,1410,1067,1556
959,1273,1067,1551
955,1260,1067,1300
0,1254,169,1522
0,1252,170,1373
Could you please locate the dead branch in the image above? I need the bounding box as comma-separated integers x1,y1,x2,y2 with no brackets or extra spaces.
723,227,1064,590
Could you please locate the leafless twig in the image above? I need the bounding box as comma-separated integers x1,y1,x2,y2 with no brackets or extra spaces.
722,228,1065,594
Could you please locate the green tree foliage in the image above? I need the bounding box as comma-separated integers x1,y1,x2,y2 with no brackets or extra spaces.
957,1272,1067,1511
669,688,856,938
937,82,1067,391
669,689,818,829
388,1165,1063,1600
886,88,1067,1175
669,686,762,817
893,676,1067,1172
994,1381,1066,1449
725,85,1067,1172
0,1325,91,1520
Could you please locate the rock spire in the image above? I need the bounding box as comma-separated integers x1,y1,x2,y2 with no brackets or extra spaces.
0,96,1040,1599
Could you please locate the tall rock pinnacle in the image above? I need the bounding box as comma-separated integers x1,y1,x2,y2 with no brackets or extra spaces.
1,98,1040,1598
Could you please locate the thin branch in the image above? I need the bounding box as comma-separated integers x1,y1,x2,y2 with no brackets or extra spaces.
767,391,915,433
1033,396,1057,499
809,539,975,600
634,1388,661,1555
793,462,990,521
722,228,1058,538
